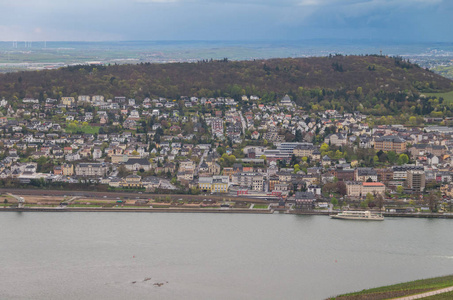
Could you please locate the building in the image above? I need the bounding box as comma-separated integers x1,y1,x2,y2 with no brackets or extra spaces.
124,158,152,172
198,176,229,193
211,118,224,137
198,177,213,192
294,192,315,210
355,168,378,182
61,97,75,106
212,178,228,193
307,185,322,196
53,165,62,175
335,169,354,181
374,136,406,153
393,165,424,180
324,133,348,146
122,174,142,188
75,163,108,177
409,144,447,158
376,168,393,182
280,94,293,107
78,95,91,103
293,144,316,158
62,164,74,176
406,170,425,192
345,181,386,197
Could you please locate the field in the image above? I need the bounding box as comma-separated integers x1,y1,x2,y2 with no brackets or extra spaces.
330,274,453,300
425,90,453,104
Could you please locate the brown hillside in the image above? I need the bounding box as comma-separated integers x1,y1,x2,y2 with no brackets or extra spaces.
0,55,451,105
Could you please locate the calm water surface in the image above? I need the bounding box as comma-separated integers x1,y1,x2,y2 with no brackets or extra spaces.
1,212,453,299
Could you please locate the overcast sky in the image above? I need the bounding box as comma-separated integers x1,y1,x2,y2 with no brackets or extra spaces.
0,0,451,42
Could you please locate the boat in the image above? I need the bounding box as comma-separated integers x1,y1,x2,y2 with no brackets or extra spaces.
330,210,384,221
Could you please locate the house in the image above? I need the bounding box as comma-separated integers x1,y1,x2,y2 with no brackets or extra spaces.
62,164,74,176
53,165,63,175
251,131,260,140
280,94,293,107
324,133,348,146
307,185,322,196
140,177,159,191
61,97,75,106
124,158,152,172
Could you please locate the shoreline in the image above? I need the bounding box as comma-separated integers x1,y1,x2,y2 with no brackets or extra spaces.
1,188,452,218
2,207,453,218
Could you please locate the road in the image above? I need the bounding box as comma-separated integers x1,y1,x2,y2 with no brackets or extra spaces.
239,111,246,135
391,286,453,299
195,149,209,176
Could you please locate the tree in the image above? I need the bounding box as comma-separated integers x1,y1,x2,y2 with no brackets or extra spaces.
396,185,404,194
360,199,369,209
387,151,398,164
397,154,409,165
331,197,338,207
366,193,374,203
322,182,337,195
320,143,329,152
375,194,384,211
336,181,347,196
117,165,130,178
426,190,439,212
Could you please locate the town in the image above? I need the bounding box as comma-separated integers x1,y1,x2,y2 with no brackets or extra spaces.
0,93,450,213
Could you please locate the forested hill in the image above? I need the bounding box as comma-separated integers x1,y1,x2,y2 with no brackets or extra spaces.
1,55,452,114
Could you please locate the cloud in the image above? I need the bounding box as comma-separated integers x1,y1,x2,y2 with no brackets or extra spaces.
0,0,450,41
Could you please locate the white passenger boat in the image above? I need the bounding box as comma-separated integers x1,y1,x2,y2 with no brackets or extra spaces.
330,210,384,221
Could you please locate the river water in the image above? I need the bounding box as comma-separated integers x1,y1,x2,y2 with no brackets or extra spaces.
1,212,453,300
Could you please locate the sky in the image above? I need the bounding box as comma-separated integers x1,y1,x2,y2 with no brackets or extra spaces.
0,0,452,42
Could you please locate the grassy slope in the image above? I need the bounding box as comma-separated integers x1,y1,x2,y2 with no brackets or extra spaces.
330,275,453,300
424,90,453,104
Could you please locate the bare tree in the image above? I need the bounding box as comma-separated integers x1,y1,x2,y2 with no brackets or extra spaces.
376,193,384,211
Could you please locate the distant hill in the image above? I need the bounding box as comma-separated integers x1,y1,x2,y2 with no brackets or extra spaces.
1,55,452,115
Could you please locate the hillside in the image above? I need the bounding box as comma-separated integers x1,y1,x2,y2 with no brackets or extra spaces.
1,55,452,115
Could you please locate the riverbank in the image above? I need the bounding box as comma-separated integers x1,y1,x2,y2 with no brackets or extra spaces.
328,275,453,300
3,206,453,218
1,207,272,214
1,188,453,218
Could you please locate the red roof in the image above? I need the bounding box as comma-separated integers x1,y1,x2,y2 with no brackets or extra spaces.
362,182,385,187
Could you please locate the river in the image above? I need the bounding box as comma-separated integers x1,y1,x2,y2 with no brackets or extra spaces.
1,212,452,299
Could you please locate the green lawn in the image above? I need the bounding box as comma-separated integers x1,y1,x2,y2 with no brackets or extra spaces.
253,204,269,209
65,125,100,134
330,275,453,300
425,91,453,104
